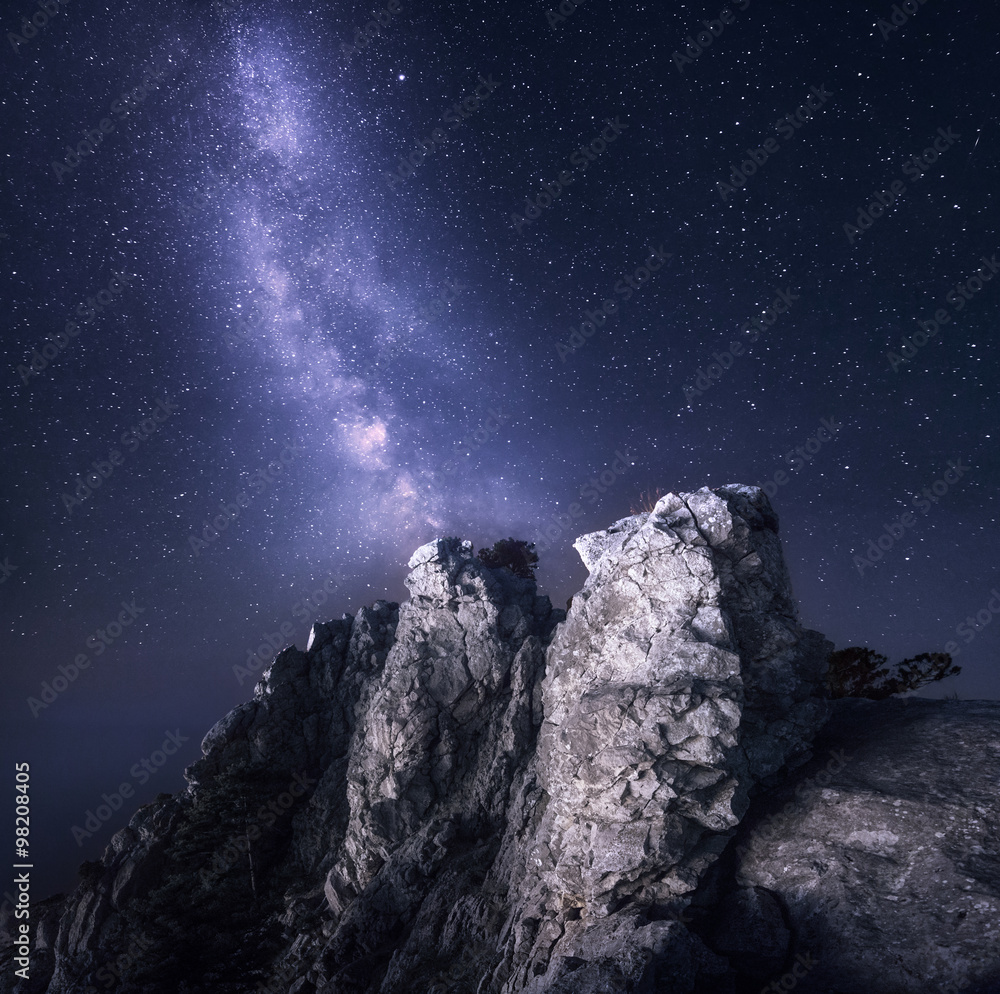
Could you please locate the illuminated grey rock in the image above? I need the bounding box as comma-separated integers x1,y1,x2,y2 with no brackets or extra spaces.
31,490,994,994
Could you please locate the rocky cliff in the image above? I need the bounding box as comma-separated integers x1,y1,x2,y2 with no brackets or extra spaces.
3,486,997,994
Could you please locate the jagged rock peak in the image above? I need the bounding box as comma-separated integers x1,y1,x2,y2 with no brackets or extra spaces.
2,487,849,994
491,485,832,990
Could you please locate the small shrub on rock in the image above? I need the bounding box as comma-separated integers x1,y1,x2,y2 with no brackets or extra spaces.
826,646,959,700
630,487,667,514
476,538,539,580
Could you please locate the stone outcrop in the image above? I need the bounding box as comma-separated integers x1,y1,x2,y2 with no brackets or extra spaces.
694,697,1000,994
487,486,831,991
2,487,995,994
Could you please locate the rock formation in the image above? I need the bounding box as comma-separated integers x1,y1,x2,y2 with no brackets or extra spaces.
706,697,1000,994
1,486,996,994
487,485,831,993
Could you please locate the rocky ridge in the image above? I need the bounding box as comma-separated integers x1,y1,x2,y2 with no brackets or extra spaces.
2,485,997,994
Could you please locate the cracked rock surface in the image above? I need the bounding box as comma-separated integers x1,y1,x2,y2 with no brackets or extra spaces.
489,485,830,991
3,488,993,993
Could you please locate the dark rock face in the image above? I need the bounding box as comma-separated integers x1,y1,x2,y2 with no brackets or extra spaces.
2,487,996,994
699,697,1000,994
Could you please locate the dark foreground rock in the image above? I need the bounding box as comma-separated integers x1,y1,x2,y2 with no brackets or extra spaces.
690,697,1000,994
1,487,996,994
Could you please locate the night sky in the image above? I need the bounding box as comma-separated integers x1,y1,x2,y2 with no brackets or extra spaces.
3,0,998,903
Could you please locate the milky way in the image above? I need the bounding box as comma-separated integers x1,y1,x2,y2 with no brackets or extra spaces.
2,0,998,898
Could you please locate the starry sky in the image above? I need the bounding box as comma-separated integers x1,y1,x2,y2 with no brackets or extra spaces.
2,0,998,901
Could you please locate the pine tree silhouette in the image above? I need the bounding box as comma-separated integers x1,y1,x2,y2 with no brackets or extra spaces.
826,647,959,700
476,538,539,579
